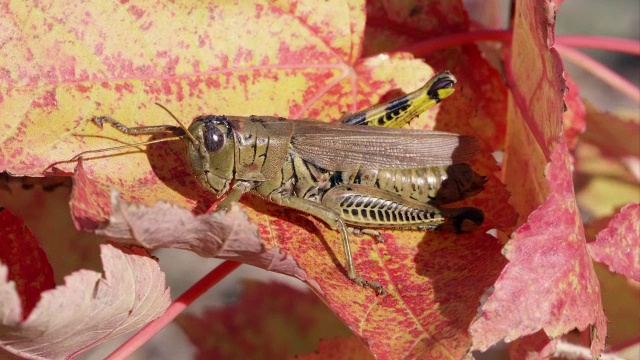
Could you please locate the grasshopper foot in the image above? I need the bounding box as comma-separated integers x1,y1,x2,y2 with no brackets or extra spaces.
349,228,386,243
351,276,387,295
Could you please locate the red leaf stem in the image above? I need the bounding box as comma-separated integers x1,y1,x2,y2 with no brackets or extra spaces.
105,260,241,360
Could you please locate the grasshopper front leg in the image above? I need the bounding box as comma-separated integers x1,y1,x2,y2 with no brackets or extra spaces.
269,194,386,294
216,181,253,212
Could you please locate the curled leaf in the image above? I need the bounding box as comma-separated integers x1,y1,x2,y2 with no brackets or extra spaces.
0,243,170,359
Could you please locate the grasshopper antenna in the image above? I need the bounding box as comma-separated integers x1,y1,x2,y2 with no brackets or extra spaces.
47,105,200,170
43,135,186,174
69,137,184,161
154,102,199,144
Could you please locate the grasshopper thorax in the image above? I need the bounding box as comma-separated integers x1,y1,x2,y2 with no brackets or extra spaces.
186,115,236,197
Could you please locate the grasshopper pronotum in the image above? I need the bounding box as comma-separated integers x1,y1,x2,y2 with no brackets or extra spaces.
74,71,486,294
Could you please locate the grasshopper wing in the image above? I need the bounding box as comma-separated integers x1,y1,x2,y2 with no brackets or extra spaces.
290,121,480,171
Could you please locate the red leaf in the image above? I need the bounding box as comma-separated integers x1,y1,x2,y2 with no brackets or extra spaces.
70,160,111,231
502,0,568,221
470,142,607,358
0,210,55,320
581,102,640,160
562,74,586,149
507,331,557,360
176,281,351,359
295,336,374,360
364,0,509,150
0,1,515,358
588,203,640,282
0,243,170,359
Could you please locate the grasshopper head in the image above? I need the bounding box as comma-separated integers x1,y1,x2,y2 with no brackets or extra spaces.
186,115,236,197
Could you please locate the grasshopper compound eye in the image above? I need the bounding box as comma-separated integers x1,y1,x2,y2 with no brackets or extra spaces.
203,123,225,152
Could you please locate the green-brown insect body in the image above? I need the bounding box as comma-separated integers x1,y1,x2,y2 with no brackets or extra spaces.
85,71,486,294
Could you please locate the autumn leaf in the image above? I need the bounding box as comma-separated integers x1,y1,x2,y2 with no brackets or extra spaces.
175,281,352,359
0,210,55,320
574,103,640,219
363,0,509,150
592,263,640,348
469,0,607,357
1,1,515,359
71,163,308,281
295,336,375,360
562,74,587,149
3,0,632,358
506,331,557,360
0,209,171,359
588,203,640,282
470,141,607,357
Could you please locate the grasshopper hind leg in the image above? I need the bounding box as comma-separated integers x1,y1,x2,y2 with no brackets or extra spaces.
268,194,387,295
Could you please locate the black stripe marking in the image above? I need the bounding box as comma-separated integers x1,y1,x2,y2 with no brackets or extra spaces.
384,97,410,121
258,135,271,172
329,171,343,187
363,198,373,209
341,111,366,125
302,160,318,182
353,171,362,184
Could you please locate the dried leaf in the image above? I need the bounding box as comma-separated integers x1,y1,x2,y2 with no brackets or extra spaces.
0,239,170,359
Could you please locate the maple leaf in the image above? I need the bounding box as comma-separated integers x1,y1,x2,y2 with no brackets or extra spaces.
2,0,635,359
364,0,509,149
0,210,171,359
175,281,352,359
1,1,513,359
295,336,375,360
469,0,608,358
588,203,640,282
470,141,607,357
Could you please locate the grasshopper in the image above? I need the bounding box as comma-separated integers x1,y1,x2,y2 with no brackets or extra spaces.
76,71,486,294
